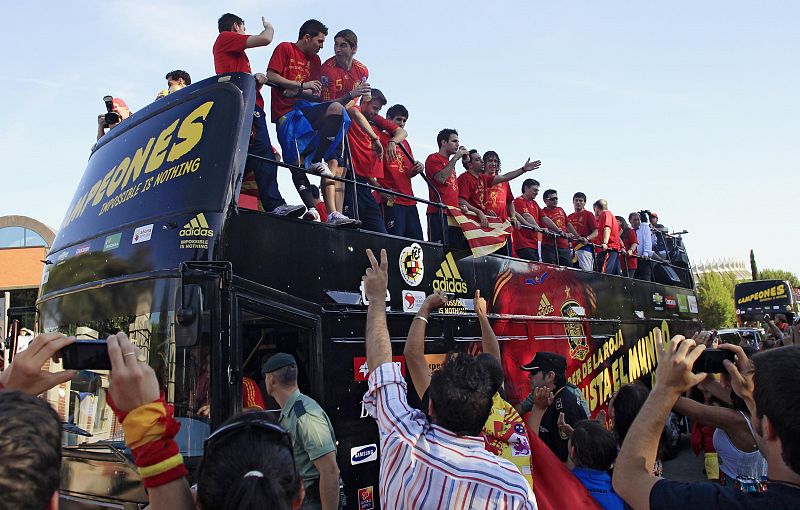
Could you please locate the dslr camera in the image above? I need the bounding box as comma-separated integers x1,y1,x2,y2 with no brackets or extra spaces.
102,95,120,128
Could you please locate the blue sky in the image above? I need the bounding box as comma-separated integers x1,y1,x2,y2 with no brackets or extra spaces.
2,1,797,275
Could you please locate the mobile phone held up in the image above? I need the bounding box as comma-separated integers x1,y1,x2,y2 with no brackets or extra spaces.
691,348,736,374
61,340,112,370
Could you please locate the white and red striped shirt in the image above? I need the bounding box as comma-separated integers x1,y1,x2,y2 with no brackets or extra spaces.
363,362,537,509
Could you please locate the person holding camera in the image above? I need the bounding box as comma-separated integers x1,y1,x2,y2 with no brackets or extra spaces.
96,96,131,141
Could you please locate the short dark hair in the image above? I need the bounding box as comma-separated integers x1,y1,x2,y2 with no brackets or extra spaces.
522,178,540,194
462,149,478,169
309,184,321,199
334,29,358,48
198,412,302,510
543,189,557,200
0,391,62,510
611,382,649,445
299,19,328,39
573,192,587,201
477,353,505,395
368,88,387,106
752,345,800,474
272,365,298,387
165,70,191,85
436,128,458,148
570,420,618,471
429,353,494,436
386,104,409,120
218,13,243,33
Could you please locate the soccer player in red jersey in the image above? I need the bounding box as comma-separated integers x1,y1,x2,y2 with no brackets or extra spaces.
377,104,425,240
539,189,580,267
212,13,304,218
267,20,363,226
425,129,469,244
593,199,622,275
618,216,639,277
483,151,517,256
512,179,543,261
346,89,407,233
567,192,598,271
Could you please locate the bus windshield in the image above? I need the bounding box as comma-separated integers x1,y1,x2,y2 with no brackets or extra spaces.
40,278,210,457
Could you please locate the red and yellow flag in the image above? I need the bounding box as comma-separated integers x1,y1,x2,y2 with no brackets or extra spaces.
446,206,512,257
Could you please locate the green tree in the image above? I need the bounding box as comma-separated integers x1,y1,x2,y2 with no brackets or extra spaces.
750,249,758,280
696,272,737,329
759,269,800,288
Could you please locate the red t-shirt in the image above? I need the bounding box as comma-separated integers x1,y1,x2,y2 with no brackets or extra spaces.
314,201,328,223
513,196,540,250
377,135,416,206
267,42,321,122
425,153,459,215
597,210,621,250
485,181,514,220
539,206,569,249
320,57,369,101
213,32,264,109
621,228,638,270
457,172,494,212
567,209,597,238
347,106,399,179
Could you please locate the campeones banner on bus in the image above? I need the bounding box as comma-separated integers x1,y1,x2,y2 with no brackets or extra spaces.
53,81,247,252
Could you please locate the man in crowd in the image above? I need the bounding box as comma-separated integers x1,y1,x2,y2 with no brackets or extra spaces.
765,313,791,346
567,192,598,271
213,13,304,218
425,129,469,244
513,179,543,261
156,70,191,99
267,19,361,225
613,336,800,508
539,189,579,267
629,211,653,281
649,212,669,261
592,199,621,275
344,89,407,233
516,352,588,462
263,353,340,510
377,104,425,239
319,28,371,222
96,97,131,141
361,249,537,508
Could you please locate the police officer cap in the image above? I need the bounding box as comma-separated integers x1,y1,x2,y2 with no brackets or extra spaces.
262,353,297,375
520,351,567,374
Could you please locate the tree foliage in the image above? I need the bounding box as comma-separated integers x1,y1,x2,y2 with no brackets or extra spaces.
758,268,800,289
696,272,737,329
750,250,758,281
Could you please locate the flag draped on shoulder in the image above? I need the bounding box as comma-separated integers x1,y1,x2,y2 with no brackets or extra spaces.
446,205,512,257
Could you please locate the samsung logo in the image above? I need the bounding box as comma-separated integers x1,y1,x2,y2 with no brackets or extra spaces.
350,444,378,465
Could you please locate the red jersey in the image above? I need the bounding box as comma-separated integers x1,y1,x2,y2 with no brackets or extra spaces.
567,210,597,238
513,196,540,250
314,201,328,223
457,172,494,212
597,210,621,250
377,134,416,206
320,57,369,101
540,207,569,249
424,153,459,215
621,228,638,270
347,106,399,179
485,181,513,220
267,42,321,122
213,32,264,109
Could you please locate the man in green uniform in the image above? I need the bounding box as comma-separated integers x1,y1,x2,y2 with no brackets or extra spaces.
262,353,340,510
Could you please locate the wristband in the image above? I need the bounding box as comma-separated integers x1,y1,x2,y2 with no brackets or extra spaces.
519,393,535,415
299,81,304,91
414,315,429,324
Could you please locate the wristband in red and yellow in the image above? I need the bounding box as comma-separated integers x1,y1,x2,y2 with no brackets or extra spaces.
132,437,188,488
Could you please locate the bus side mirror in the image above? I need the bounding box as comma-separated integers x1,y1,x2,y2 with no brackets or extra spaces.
175,284,206,347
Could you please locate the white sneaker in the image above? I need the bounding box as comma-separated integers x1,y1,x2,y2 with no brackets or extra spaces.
302,208,321,221
310,161,334,177
327,211,360,227
269,204,305,217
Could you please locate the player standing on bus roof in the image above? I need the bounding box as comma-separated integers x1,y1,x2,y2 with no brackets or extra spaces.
213,13,305,218
539,190,578,267
377,104,425,240
424,129,469,244
568,192,598,271
593,199,622,275
320,29,371,218
513,179,544,261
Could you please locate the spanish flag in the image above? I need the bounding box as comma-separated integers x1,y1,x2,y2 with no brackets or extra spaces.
446,206,512,257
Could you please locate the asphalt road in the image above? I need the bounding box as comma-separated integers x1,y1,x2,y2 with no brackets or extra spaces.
662,435,708,483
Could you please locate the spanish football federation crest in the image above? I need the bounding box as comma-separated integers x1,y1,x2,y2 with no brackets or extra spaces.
399,243,424,286
561,299,589,361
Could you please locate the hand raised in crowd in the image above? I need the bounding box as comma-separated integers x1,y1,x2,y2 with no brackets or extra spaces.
557,412,574,438
718,342,755,405
0,332,76,395
107,332,160,413
474,289,488,319
533,386,554,411
652,330,707,398
363,248,389,303
421,291,448,315
522,158,541,172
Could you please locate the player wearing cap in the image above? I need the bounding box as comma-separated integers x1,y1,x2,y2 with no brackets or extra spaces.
516,352,588,462
262,353,340,510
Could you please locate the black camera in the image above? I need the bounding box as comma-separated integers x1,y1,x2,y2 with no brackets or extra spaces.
61,340,112,370
103,95,120,128
691,348,736,374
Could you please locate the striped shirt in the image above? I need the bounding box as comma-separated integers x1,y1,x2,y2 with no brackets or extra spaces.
364,362,538,509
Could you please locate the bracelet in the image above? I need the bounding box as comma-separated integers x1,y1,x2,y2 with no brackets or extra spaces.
414,315,429,324
299,81,304,91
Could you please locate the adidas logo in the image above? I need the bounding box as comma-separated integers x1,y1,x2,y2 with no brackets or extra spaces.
179,213,214,237
432,252,468,294
538,294,554,316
